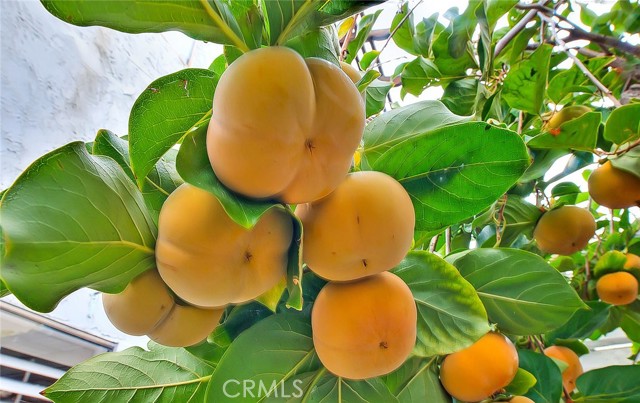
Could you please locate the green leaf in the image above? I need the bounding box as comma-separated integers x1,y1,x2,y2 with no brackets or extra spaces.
502,44,553,114
547,57,616,104
604,103,640,144
441,78,478,116
400,57,441,96
448,248,587,335
545,301,613,343
473,196,542,247
390,2,436,58
92,130,182,224
44,343,213,402
0,278,11,298
520,148,568,182
576,365,640,402
0,142,156,312
284,26,340,65
518,349,563,403
431,18,477,77
345,10,382,64
40,0,245,45
393,251,490,357
365,79,392,118
369,122,530,232
527,112,601,151
485,0,519,29
610,147,640,178
619,301,640,342
175,126,303,309
382,357,451,403
505,368,537,396
206,313,317,403
357,69,381,93
594,250,629,278
129,68,216,187
359,50,381,70
362,100,470,169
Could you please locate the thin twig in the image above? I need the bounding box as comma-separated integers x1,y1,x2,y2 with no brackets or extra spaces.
429,234,440,253
365,0,424,73
339,15,358,62
494,0,547,58
540,13,622,107
595,138,640,157
517,111,524,135
445,227,452,255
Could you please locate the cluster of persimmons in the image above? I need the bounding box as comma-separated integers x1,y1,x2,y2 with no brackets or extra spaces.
99,48,638,402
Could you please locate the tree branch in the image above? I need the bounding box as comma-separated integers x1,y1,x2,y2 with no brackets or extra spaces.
494,0,548,58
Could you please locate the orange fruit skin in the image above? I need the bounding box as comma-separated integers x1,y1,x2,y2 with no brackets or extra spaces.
295,171,415,281
533,206,596,255
596,271,639,306
588,161,640,209
207,47,365,204
156,183,292,307
439,332,519,402
544,346,583,392
102,270,174,336
624,253,640,270
148,304,224,347
510,397,535,403
311,272,417,380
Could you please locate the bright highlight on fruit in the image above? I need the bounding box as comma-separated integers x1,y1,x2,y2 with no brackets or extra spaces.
311,271,417,380
533,206,596,255
544,345,583,392
439,332,519,402
207,46,365,204
155,183,293,307
296,171,415,281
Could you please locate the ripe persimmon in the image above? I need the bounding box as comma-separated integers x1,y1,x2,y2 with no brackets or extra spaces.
544,345,583,392
533,206,596,255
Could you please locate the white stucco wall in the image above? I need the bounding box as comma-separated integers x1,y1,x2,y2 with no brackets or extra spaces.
0,0,221,348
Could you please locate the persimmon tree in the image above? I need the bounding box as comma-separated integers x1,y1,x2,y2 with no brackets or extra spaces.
1,0,639,402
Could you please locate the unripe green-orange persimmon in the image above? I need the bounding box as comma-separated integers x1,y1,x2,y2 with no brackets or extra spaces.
295,171,415,281
439,332,519,402
588,161,640,209
207,47,365,204
311,272,417,380
533,206,596,255
102,270,224,347
156,183,293,307
544,345,583,392
596,271,638,305
546,105,591,129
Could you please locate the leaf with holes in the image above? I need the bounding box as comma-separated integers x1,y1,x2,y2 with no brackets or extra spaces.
448,248,587,335
393,251,490,357
0,142,156,312
44,343,213,402
366,120,529,232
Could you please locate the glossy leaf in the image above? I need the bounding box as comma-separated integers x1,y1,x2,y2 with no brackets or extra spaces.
206,313,317,403
365,79,392,117
604,103,640,144
431,15,476,77
129,68,216,187
345,10,382,64
44,343,213,402
576,365,640,402
547,57,616,104
610,147,640,178
92,130,182,224
284,26,340,65
527,112,601,151
368,121,530,232
41,0,244,44
399,57,441,96
505,368,537,396
0,142,156,312
502,44,552,114
518,350,563,403
382,357,451,403
393,251,490,357
441,78,478,116
545,301,613,343
449,248,587,335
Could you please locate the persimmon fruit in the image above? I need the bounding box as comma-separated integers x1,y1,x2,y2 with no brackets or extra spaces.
588,161,640,209
533,206,596,255
544,345,583,392
596,271,638,305
439,332,519,402
295,171,415,281
156,183,293,307
311,271,417,380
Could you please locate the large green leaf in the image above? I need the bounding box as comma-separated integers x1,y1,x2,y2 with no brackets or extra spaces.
176,125,303,309
441,78,478,116
365,79,393,118
44,343,213,402
604,103,640,144
0,142,156,312
527,112,601,151
547,57,616,104
206,313,317,403
544,301,613,343
431,14,477,77
41,0,244,45
382,357,451,403
576,366,640,403
502,44,553,115
129,68,216,187
345,10,382,64
517,350,563,403
399,57,441,96
284,26,340,65
393,251,490,357
368,121,530,232
92,130,182,224
362,100,470,169
448,248,587,335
